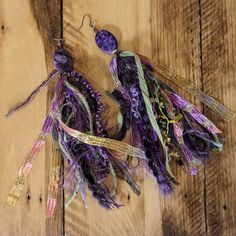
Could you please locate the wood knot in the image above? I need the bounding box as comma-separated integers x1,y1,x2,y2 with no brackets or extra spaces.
26,192,31,203
39,194,42,203
127,193,131,200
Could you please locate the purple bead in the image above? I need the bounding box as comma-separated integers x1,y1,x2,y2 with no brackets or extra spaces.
54,48,73,72
95,30,118,54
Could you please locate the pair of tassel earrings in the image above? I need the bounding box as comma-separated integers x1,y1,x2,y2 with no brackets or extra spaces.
5,15,234,218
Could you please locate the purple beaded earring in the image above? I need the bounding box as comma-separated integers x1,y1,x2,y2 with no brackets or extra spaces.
80,14,234,195
5,28,146,217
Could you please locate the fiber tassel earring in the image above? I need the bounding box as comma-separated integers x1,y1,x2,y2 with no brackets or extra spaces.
80,15,234,195
5,28,146,216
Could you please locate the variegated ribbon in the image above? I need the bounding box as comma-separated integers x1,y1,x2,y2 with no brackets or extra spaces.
6,95,59,206
46,148,61,218
118,51,176,179
167,92,222,135
58,118,146,159
160,89,202,174
138,54,234,121
6,138,46,206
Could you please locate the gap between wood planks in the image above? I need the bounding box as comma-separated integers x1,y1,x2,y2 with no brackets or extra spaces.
44,0,207,235
197,0,208,235
31,0,231,235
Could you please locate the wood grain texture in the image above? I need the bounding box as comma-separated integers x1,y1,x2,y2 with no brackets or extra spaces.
29,2,63,235
64,1,152,235
0,0,62,235
63,0,204,236
200,0,236,235
151,1,206,235
0,0,236,235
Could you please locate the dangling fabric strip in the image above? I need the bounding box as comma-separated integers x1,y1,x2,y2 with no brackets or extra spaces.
119,51,175,179
109,161,117,197
167,92,222,135
6,136,46,206
139,54,234,121
6,90,60,206
46,148,61,218
58,118,146,159
160,89,202,174
5,70,60,117
63,80,118,205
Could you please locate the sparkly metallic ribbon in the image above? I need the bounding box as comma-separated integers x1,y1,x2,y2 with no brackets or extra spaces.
58,118,146,159
168,92,222,135
63,80,121,204
6,93,60,206
46,148,61,218
139,54,234,121
6,137,46,206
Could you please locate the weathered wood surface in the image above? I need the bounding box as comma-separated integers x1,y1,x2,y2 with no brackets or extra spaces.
201,1,236,235
0,0,62,235
0,0,235,235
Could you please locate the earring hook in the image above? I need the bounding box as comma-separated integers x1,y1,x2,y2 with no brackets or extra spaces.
78,14,97,31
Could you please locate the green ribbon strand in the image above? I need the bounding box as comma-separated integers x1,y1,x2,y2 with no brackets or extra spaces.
118,51,175,179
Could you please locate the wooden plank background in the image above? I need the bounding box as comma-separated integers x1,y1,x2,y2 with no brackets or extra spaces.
0,0,235,235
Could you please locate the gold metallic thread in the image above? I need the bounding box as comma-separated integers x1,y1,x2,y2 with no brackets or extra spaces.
138,54,235,121
58,119,146,159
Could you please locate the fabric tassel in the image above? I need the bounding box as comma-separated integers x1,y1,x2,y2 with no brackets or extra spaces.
93,29,234,194
6,45,146,214
6,103,59,206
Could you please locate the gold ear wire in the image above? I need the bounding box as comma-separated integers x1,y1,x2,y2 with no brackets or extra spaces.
77,14,96,31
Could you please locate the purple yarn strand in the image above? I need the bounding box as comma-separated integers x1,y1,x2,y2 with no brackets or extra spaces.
5,70,59,117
